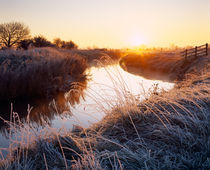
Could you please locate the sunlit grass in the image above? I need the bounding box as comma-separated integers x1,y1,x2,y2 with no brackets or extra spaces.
120,47,210,81
0,57,209,169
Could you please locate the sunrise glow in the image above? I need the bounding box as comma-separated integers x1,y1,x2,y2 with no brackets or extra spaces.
0,0,209,48
128,33,147,47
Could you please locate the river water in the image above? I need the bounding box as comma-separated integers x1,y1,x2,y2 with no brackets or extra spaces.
0,64,174,158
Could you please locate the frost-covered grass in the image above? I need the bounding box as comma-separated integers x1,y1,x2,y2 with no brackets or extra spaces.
0,47,112,101
0,47,122,102
85,71,209,169
120,48,210,81
1,68,209,169
0,48,209,169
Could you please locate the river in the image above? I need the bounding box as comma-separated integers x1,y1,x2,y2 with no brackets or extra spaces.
0,64,174,158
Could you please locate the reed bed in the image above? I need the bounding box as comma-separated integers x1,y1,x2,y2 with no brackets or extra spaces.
0,47,88,101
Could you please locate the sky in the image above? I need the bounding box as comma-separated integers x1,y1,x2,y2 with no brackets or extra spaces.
0,0,210,48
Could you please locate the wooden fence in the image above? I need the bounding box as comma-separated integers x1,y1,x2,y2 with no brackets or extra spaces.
181,43,208,61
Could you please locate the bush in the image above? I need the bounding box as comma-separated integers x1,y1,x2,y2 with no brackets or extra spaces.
53,38,78,49
17,39,33,50
33,35,54,48
61,40,78,49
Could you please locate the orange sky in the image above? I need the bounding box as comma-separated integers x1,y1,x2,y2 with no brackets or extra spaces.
0,0,210,48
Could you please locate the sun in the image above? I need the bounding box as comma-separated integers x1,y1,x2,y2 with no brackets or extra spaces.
131,37,144,46
127,33,147,47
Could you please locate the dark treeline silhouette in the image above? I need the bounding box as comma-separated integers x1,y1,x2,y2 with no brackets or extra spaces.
53,37,78,49
18,35,78,50
0,21,78,50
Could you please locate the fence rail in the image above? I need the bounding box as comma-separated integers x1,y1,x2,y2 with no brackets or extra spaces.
181,43,208,61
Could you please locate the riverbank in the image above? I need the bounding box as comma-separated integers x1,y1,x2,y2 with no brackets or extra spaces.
0,48,88,101
120,49,210,81
0,47,122,101
1,50,210,169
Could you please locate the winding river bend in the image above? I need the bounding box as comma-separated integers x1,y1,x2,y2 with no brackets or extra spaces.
0,64,174,158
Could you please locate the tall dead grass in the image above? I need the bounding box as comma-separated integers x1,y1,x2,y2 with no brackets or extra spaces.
84,71,209,169
1,64,209,169
0,47,88,101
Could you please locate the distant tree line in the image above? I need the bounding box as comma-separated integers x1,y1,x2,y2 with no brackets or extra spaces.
0,22,78,50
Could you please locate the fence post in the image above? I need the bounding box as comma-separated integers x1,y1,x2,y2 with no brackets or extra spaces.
206,43,208,56
185,49,187,61
195,46,197,57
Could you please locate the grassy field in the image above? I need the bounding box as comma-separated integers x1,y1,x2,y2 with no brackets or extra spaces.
0,48,209,169
120,48,210,81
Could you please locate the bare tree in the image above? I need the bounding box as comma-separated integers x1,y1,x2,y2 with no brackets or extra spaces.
0,22,30,48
